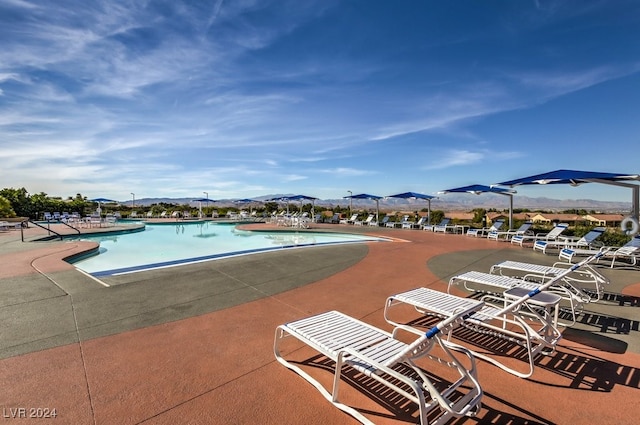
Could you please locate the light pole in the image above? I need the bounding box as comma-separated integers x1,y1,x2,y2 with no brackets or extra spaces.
131,192,135,209
203,191,209,218
347,190,353,218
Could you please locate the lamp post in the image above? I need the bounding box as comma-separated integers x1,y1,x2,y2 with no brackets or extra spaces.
202,191,209,218
347,190,353,217
131,192,135,209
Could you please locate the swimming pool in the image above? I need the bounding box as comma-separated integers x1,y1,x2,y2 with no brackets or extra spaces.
69,222,387,276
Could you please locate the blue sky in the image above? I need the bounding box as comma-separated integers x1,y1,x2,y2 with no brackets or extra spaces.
1,0,639,204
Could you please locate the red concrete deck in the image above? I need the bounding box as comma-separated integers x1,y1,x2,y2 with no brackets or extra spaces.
1,222,639,424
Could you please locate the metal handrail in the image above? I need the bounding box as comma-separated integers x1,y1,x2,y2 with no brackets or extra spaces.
23,218,81,241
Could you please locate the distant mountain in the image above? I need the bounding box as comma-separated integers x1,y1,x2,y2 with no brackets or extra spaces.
124,193,631,213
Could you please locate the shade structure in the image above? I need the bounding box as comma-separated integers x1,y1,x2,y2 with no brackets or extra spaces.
265,196,294,215
192,198,214,218
288,194,318,215
386,192,437,226
89,197,118,214
233,198,262,217
344,193,383,222
495,169,640,234
90,197,118,203
439,184,516,229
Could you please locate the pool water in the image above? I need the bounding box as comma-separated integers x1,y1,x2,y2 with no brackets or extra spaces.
70,222,386,276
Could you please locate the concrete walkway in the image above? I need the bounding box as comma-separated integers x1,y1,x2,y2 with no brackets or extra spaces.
0,222,639,424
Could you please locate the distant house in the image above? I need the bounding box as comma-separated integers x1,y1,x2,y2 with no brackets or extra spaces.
583,213,625,227
527,213,583,226
447,211,476,222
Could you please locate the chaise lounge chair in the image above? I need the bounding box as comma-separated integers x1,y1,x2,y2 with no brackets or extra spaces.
428,218,454,233
487,221,533,242
354,213,374,226
384,287,562,378
275,309,484,425
489,259,609,312
403,216,427,229
510,222,569,247
606,235,640,268
557,234,640,266
533,227,605,254
370,215,390,226
466,219,505,238
339,213,358,224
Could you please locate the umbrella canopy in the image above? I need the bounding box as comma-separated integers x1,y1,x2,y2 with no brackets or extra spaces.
387,192,437,225
344,193,383,222
495,169,640,234
287,195,318,214
89,198,118,214
439,184,516,229
90,197,118,203
496,169,640,187
265,196,295,214
191,198,215,218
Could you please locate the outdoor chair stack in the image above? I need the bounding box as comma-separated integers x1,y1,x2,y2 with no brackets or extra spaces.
275,308,483,425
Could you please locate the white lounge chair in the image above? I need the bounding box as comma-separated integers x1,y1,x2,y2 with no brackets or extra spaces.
429,218,454,233
275,309,483,425
557,235,640,266
489,259,608,303
449,265,600,327
487,221,533,242
533,227,605,254
392,215,410,228
403,216,427,230
511,223,569,247
369,215,389,226
339,213,358,224
466,219,505,238
606,236,640,267
384,287,562,378
354,213,374,226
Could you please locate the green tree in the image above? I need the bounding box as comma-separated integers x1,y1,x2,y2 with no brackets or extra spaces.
0,187,30,217
472,208,486,224
0,195,16,217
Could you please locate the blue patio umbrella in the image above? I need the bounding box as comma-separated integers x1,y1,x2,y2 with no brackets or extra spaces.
386,192,437,226
192,198,216,218
439,184,516,229
288,194,318,215
265,196,294,214
233,198,262,217
344,193,383,222
495,169,640,234
89,197,118,214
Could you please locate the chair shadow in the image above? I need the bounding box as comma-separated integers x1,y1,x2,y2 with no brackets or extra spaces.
558,305,640,335
295,354,554,424
404,315,640,393
582,289,640,307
